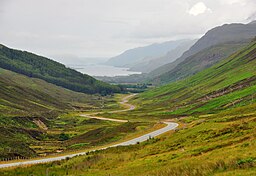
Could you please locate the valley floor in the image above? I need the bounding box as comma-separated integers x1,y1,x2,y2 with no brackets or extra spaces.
0,93,255,176
0,94,178,169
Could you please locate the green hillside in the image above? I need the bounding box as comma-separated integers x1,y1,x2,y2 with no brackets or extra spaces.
135,40,256,116
150,41,248,84
0,68,116,159
2,41,256,175
0,68,102,117
0,44,121,95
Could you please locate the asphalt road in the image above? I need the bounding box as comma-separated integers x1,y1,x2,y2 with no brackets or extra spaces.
111,122,178,147
0,94,178,169
79,94,136,122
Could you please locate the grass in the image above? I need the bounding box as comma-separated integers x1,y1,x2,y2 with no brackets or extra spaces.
1,104,255,175
131,41,256,116
0,70,154,159
0,68,128,158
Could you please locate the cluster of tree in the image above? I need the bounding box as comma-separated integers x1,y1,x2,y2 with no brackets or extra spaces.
0,45,121,95
118,83,151,93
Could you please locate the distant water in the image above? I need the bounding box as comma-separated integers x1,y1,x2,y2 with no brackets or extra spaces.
69,64,141,77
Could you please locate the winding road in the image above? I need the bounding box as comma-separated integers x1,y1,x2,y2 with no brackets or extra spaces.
0,94,178,169
80,93,136,122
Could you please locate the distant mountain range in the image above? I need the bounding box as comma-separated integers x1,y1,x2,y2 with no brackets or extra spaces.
105,39,191,70
99,21,256,85
128,40,197,73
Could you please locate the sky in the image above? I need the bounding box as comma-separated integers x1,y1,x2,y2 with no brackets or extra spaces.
0,0,256,64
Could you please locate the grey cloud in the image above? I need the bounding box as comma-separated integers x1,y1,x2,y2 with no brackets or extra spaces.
0,0,255,60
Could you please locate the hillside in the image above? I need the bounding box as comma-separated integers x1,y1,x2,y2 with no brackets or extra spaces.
105,40,188,68
0,68,101,117
150,21,256,83
0,67,104,158
0,44,121,95
135,40,256,115
0,67,156,160
3,40,256,176
150,41,249,84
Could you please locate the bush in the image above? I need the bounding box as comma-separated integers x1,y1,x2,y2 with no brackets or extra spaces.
59,133,69,141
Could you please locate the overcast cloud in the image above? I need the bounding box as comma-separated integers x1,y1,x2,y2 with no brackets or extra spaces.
0,0,255,62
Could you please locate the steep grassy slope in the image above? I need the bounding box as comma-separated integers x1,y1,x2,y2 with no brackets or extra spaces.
0,44,121,94
135,41,256,116
0,68,100,117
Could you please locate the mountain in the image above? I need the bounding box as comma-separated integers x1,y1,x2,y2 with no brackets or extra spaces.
0,44,121,95
150,21,256,83
97,41,248,85
128,40,197,73
150,41,249,84
105,40,189,68
136,40,256,114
